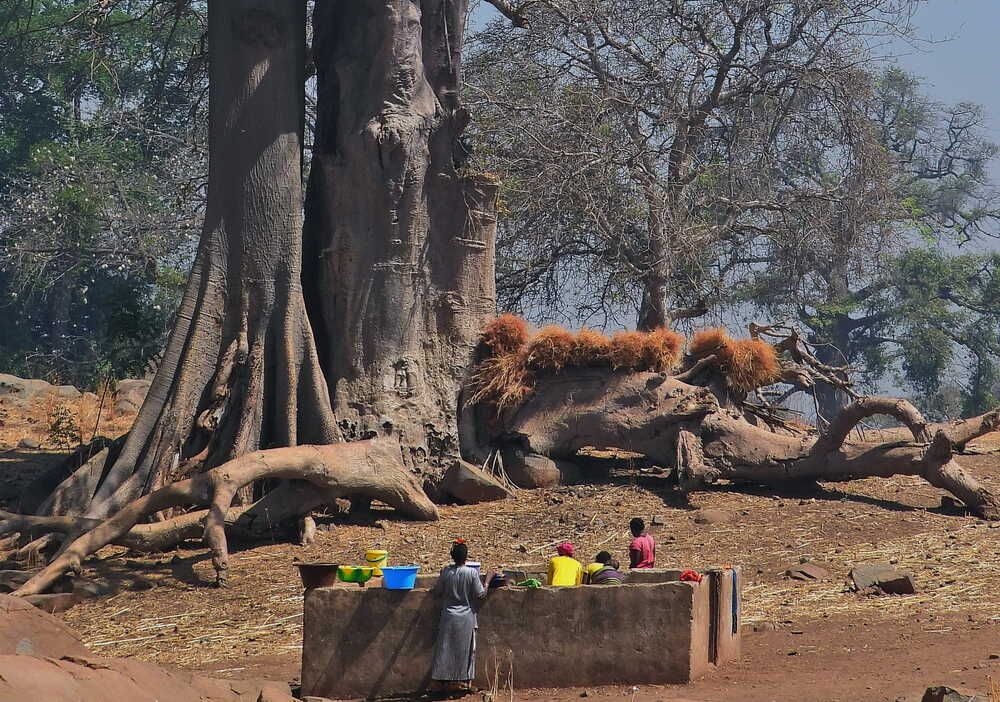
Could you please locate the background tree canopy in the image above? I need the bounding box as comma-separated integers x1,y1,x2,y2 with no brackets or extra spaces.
0,0,207,386
463,1,1000,421
1,0,998,422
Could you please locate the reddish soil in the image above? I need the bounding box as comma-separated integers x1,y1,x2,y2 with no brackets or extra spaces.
187,612,1000,702
2,401,999,701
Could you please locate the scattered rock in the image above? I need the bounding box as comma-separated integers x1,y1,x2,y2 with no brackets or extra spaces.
785,563,830,582
23,592,79,614
693,508,733,525
921,686,983,702
0,652,295,701
0,373,81,406
746,621,778,633
112,378,151,415
440,460,512,504
0,593,89,657
989,653,999,660
850,565,916,595
501,447,561,489
17,437,41,450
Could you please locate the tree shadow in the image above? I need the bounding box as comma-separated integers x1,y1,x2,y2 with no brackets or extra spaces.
563,453,695,510
712,480,924,514
84,550,216,590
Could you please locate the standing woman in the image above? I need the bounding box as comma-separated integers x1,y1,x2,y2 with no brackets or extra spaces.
431,540,489,694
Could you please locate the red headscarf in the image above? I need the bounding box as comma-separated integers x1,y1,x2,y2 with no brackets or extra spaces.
680,569,702,583
556,542,575,557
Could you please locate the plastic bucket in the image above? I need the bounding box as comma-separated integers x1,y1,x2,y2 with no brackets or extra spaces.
337,566,374,586
381,565,420,590
365,549,388,576
466,561,481,577
295,563,339,589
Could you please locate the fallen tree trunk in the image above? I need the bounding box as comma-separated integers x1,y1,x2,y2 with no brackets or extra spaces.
493,370,1000,519
10,438,437,596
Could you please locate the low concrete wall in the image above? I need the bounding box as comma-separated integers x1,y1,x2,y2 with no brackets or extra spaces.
301,568,741,700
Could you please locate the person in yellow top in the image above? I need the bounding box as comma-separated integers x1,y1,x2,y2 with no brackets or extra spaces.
547,542,583,586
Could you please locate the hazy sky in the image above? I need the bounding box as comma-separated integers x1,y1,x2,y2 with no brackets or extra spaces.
900,0,1000,160
473,0,1000,154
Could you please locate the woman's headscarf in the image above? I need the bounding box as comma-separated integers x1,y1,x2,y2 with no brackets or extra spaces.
556,542,575,557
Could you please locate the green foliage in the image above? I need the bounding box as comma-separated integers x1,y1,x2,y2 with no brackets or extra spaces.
737,64,1000,415
46,405,81,449
0,0,206,387
890,249,1000,416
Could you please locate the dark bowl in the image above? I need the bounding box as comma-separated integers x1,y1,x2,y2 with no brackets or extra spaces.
296,562,340,589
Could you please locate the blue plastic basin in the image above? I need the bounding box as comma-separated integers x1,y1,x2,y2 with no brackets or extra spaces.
381,565,420,590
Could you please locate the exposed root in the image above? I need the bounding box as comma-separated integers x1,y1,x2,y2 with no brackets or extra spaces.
8,438,437,595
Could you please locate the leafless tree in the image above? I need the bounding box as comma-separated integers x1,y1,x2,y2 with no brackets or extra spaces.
465,0,919,329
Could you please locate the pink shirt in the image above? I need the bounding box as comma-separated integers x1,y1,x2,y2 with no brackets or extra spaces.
629,533,656,569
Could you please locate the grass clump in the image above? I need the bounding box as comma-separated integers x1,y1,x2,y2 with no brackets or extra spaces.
723,338,782,391
689,327,781,391
608,331,648,370
525,326,575,370
481,313,529,356
571,328,612,367
469,352,532,410
642,327,684,372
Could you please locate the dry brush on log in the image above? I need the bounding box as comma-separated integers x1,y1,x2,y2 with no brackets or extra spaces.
487,369,1000,520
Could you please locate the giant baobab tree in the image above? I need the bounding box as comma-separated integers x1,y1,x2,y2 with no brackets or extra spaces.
1,0,997,596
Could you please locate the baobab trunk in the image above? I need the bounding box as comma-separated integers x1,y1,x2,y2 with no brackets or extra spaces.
42,0,337,519
303,0,498,475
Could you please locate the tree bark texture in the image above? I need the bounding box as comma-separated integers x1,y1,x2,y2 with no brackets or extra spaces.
13,438,438,594
41,0,338,519
490,370,1000,519
303,0,498,476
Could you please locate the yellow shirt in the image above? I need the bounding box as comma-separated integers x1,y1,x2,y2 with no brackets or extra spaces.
584,562,604,582
547,556,583,587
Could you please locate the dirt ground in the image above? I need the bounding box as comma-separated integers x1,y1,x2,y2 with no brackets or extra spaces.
1,401,999,701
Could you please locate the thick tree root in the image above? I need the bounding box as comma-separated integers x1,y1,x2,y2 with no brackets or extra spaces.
7,438,437,595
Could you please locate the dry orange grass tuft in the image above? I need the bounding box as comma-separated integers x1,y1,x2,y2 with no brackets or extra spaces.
570,328,612,367
724,338,782,391
480,313,529,356
688,327,781,391
524,325,575,371
642,327,684,372
469,352,532,410
608,331,647,370
688,327,730,360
